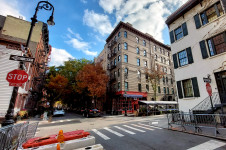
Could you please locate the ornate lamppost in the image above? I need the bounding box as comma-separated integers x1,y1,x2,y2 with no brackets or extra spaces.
2,1,55,127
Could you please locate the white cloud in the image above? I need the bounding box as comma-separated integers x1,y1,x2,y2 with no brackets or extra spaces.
49,47,74,66
0,0,25,19
98,0,187,42
83,9,113,36
66,28,98,56
81,0,87,4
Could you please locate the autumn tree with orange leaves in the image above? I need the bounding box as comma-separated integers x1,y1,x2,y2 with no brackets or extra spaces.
145,66,165,101
76,63,108,107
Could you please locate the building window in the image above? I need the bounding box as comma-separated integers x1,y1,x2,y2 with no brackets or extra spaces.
137,58,140,66
146,85,149,92
169,69,172,74
118,43,121,51
144,61,147,67
172,88,174,94
207,32,226,56
124,31,127,38
114,36,117,41
143,40,146,46
138,84,142,92
178,50,188,66
163,87,166,94
155,54,157,60
125,68,128,76
161,57,163,62
144,50,147,56
118,82,121,91
114,58,116,66
163,58,166,64
118,68,120,77
160,48,162,53
166,77,168,83
174,26,183,40
114,71,117,78
182,79,193,97
154,45,156,51
124,54,128,63
163,49,165,55
167,87,169,94
164,67,167,73
136,37,139,43
125,82,128,91
155,65,158,70
118,55,121,62
158,86,161,93
137,70,141,78
124,42,128,50
136,47,140,54
145,74,148,80
200,2,223,25
163,76,165,83
171,78,173,84
118,32,121,37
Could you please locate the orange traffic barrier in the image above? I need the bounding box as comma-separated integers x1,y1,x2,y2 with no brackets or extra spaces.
57,143,60,150
22,130,90,149
57,130,65,143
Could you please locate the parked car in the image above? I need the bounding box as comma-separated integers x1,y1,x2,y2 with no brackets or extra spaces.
81,108,101,118
53,108,65,116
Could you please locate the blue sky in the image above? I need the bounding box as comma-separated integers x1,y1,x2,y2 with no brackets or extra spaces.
0,0,187,66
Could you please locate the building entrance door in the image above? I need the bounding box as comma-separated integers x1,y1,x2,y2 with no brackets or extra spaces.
215,71,226,103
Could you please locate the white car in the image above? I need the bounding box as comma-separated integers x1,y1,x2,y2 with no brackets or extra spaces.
53,108,65,116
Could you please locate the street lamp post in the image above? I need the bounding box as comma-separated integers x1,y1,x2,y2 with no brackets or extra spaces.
1,1,55,127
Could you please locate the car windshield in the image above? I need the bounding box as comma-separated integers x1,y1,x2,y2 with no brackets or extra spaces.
55,108,63,111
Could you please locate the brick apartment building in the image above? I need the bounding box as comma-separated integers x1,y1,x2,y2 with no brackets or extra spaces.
95,22,176,114
0,15,51,116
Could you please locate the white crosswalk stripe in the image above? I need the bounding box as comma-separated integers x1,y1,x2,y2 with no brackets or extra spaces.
92,129,110,140
187,140,226,150
123,125,146,132
138,123,162,129
104,127,124,137
131,124,154,131
114,126,136,135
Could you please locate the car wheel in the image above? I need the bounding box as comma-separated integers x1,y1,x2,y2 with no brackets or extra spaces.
86,113,89,118
83,113,85,117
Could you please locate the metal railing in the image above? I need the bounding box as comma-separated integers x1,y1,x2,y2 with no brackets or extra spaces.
191,92,221,112
0,122,39,150
168,113,226,137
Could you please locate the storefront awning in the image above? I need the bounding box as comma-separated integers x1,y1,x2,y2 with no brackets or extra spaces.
123,94,143,98
139,101,178,105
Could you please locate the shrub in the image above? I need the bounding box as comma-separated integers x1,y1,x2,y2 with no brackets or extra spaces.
18,110,28,119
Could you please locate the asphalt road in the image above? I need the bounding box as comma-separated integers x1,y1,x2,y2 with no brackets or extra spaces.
90,121,226,150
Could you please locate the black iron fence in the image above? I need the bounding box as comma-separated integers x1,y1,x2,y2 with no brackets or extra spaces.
168,113,226,137
0,122,38,150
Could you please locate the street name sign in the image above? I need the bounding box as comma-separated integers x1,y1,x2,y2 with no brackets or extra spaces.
6,69,29,87
206,83,212,96
9,55,35,63
203,77,211,83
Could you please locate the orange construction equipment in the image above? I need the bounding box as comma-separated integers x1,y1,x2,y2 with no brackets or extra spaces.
22,130,90,149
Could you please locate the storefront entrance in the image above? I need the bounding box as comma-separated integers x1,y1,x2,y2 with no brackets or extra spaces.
215,70,226,103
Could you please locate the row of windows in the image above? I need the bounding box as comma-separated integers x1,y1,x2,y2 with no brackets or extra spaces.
154,55,170,65
114,43,147,57
115,82,174,94
153,46,169,56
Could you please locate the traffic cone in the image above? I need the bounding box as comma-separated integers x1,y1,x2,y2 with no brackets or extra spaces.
57,130,65,143
57,143,60,150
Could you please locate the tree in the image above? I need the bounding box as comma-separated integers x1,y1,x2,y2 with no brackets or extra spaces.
76,63,108,107
145,66,165,101
46,74,70,109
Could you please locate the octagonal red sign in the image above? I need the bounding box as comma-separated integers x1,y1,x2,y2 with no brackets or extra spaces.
6,69,28,84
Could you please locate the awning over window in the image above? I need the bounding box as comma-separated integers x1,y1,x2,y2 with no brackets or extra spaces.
139,100,178,105
123,94,143,98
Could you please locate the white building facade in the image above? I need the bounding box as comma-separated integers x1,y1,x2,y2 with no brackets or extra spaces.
166,0,226,112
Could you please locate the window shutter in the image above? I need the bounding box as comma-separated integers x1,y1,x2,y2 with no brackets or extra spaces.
199,40,209,59
182,22,188,36
191,77,200,97
214,4,220,17
170,31,175,43
177,81,183,99
186,47,194,64
173,54,178,69
194,14,201,29
222,0,226,13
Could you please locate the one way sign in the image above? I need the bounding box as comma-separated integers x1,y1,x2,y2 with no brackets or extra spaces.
9,55,35,63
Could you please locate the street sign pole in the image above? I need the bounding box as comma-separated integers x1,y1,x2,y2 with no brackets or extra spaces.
206,82,214,113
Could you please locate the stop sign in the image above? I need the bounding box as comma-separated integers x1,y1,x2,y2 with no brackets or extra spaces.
6,69,28,86
206,83,212,96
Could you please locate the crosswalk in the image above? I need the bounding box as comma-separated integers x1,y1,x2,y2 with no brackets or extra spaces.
91,123,161,140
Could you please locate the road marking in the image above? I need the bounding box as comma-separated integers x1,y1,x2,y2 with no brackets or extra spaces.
138,123,162,129
51,122,55,123
123,125,146,132
131,124,154,131
60,120,63,122
151,122,158,124
92,129,110,140
67,119,71,121
114,126,136,135
187,140,226,150
104,127,124,137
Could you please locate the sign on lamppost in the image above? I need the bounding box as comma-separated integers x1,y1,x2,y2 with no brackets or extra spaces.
9,55,35,63
6,69,29,87
206,82,214,112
